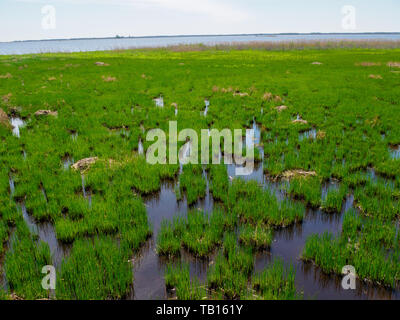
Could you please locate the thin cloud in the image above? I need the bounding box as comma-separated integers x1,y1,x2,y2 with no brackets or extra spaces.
14,0,249,22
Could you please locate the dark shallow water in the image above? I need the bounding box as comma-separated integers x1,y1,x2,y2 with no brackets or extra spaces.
1,33,400,55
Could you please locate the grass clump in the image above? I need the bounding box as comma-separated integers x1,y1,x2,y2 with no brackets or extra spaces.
55,197,151,247
56,237,132,300
287,176,322,208
239,224,273,250
157,210,227,258
321,185,348,213
179,164,206,205
5,220,52,300
207,234,254,299
165,262,207,300
227,179,304,227
354,181,400,220
209,164,229,202
250,259,301,300
303,209,400,288
157,220,181,257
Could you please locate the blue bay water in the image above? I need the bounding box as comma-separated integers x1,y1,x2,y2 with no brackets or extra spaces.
1,33,400,55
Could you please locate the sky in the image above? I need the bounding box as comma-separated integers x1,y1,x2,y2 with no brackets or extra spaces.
0,0,399,42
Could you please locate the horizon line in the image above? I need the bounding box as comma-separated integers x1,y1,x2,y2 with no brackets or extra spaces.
1,31,400,44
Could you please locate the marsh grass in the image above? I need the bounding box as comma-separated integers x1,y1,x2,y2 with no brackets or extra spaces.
287,177,322,208
227,179,304,227
1,46,400,299
209,164,229,202
157,210,227,258
303,209,400,288
239,224,273,250
179,164,206,206
354,180,399,220
207,236,254,299
165,262,207,300
138,40,400,53
5,219,51,299
250,259,301,300
321,185,348,213
56,237,133,299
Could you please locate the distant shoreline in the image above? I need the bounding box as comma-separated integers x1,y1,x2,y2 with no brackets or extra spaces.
2,32,400,44
2,34,400,55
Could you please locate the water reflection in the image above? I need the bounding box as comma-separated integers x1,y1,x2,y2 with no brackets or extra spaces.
203,100,210,116
390,145,400,160
10,117,25,138
154,96,164,108
138,139,144,155
63,156,74,170
299,129,317,141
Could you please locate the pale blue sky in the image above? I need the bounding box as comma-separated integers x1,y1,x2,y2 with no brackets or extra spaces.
1,0,399,42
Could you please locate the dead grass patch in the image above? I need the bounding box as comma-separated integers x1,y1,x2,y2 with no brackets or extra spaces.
281,170,317,180
233,91,249,97
317,130,326,139
221,87,234,93
263,92,283,102
71,157,98,172
212,86,219,93
102,75,117,82
292,118,308,125
95,61,110,66
0,108,11,129
2,93,12,104
34,110,58,117
369,74,383,79
0,73,12,79
387,62,400,68
275,105,288,112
